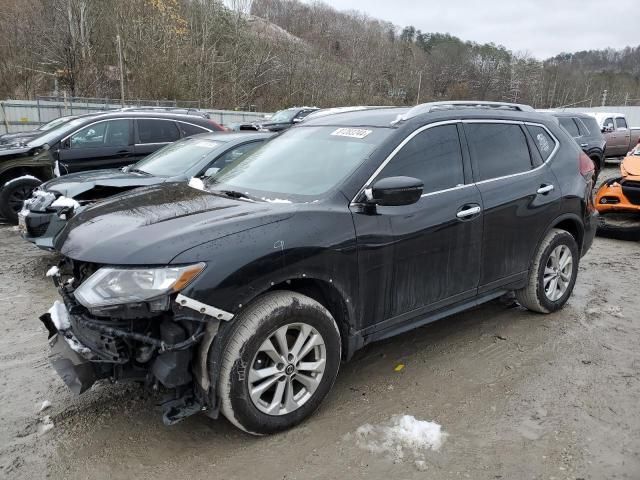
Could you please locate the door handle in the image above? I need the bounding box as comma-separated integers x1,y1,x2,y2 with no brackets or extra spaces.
537,184,555,194
456,205,482,219
116,150,131,158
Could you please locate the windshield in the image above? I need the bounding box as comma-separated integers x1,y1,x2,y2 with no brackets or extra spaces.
27,117,87,147
38,116,74,132
268,109,297,123
206,126,391,200
133,137,222,176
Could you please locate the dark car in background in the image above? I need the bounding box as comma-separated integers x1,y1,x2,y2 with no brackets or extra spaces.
237,107,319,132
0,111,223,223
549,111,606,179
0,115,78,146
42,101,596,435
20,132,272,249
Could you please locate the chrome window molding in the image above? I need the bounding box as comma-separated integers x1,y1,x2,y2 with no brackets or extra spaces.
350,119,560,205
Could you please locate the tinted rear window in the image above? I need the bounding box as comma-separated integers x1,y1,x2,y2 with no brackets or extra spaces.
465,123,533,181
137,119,180,143
580,117,600,135
558,117,580,137
178,122,209,137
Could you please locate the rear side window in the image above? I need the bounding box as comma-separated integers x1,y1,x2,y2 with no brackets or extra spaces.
137,119,180,143
616,117,628,129
558,117,580,137
526,125,556,161
465,123,532,181
379,124,464,194
178,122,209,137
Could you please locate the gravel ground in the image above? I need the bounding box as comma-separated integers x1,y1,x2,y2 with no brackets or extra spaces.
1,163,639,480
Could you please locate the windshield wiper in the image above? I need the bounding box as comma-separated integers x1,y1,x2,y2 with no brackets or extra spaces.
217,190,261,202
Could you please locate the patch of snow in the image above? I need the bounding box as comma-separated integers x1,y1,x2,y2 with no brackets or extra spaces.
65,335,91,355
48,300,70,331
353,415,447,464
260,197,292,204
188,177,205,191
50,196,80,209
46,266,59,277
3,175,40,188
39,400,52,412
53,161,61,177
38,415,54,435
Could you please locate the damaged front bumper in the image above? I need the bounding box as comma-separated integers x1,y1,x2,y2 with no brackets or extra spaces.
40,285,228,425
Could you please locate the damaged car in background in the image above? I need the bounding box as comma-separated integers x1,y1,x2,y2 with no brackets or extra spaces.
20,132,271,249
41,102,596,435
0,111,222,224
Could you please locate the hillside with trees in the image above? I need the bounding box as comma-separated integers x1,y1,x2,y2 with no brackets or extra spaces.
1,0,639,110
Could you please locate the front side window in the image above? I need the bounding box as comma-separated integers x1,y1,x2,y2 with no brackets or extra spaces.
616,117,628,129
465,123,533,181
137,119,180,144
212,142,262,169
69,119,129,148
268,109,297,123
558,117,580,137
378,124,464,194
603,118,614,130
207,126,392,199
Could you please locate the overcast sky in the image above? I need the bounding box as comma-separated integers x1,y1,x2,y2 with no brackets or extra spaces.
311,0,638,58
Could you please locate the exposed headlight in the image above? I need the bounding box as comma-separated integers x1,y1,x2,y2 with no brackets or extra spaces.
74,263,205,308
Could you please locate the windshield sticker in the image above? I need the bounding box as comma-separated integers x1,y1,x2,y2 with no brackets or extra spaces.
331,128,372,139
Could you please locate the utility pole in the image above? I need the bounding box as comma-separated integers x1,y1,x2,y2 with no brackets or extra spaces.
601,89,608,107
415,70,422,105
624,92,630,106
116,34,125,107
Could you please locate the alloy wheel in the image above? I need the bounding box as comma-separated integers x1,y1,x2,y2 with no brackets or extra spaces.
543,244,573,301
248,323,326,416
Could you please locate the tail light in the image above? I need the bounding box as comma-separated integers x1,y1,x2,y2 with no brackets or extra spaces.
579,152,594,179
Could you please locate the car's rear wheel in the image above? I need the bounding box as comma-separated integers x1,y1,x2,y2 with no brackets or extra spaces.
516,228,579,313
0,176,41,224
217,291,341,435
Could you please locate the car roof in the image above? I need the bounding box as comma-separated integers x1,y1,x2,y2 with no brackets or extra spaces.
545,111,597,120
189,131,274,143
301,107,410,127
302,104,557,128
74,110,213,122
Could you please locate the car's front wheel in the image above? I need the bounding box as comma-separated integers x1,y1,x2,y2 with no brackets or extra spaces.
0,176,41,224
217,291,341,435
516,228,579,313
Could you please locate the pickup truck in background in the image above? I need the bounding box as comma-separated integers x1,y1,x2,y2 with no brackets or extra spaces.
588,112,640,158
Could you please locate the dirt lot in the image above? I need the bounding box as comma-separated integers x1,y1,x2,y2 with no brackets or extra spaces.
1,163,639,480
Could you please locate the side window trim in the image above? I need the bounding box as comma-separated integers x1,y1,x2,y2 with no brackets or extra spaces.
176,120,213,137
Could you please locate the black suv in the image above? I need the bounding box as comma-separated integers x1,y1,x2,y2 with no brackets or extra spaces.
41,101,597,435
549,111,606,179
0,111,223,222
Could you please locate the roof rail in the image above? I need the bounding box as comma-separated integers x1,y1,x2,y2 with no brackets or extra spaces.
391,101,535,124
303,105,398,122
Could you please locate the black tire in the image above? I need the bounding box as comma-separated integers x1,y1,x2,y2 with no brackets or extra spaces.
0,176,42,224
590,156,602,183
596,212,640,241
515,228,579,314
217,291,341,435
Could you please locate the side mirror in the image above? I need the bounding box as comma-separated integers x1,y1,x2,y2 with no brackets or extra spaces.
367,176,423,206
292,117,303,123
602,125,614,133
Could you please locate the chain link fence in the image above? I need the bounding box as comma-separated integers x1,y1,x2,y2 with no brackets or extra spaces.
0,96,269,134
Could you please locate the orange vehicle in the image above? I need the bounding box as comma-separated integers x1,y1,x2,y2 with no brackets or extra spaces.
595,143,640,239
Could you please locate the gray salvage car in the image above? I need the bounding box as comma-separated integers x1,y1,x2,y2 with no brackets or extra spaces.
19,132,272,249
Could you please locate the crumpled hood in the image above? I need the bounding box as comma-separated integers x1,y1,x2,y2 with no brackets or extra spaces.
42,168,163,198
56,182,296,264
